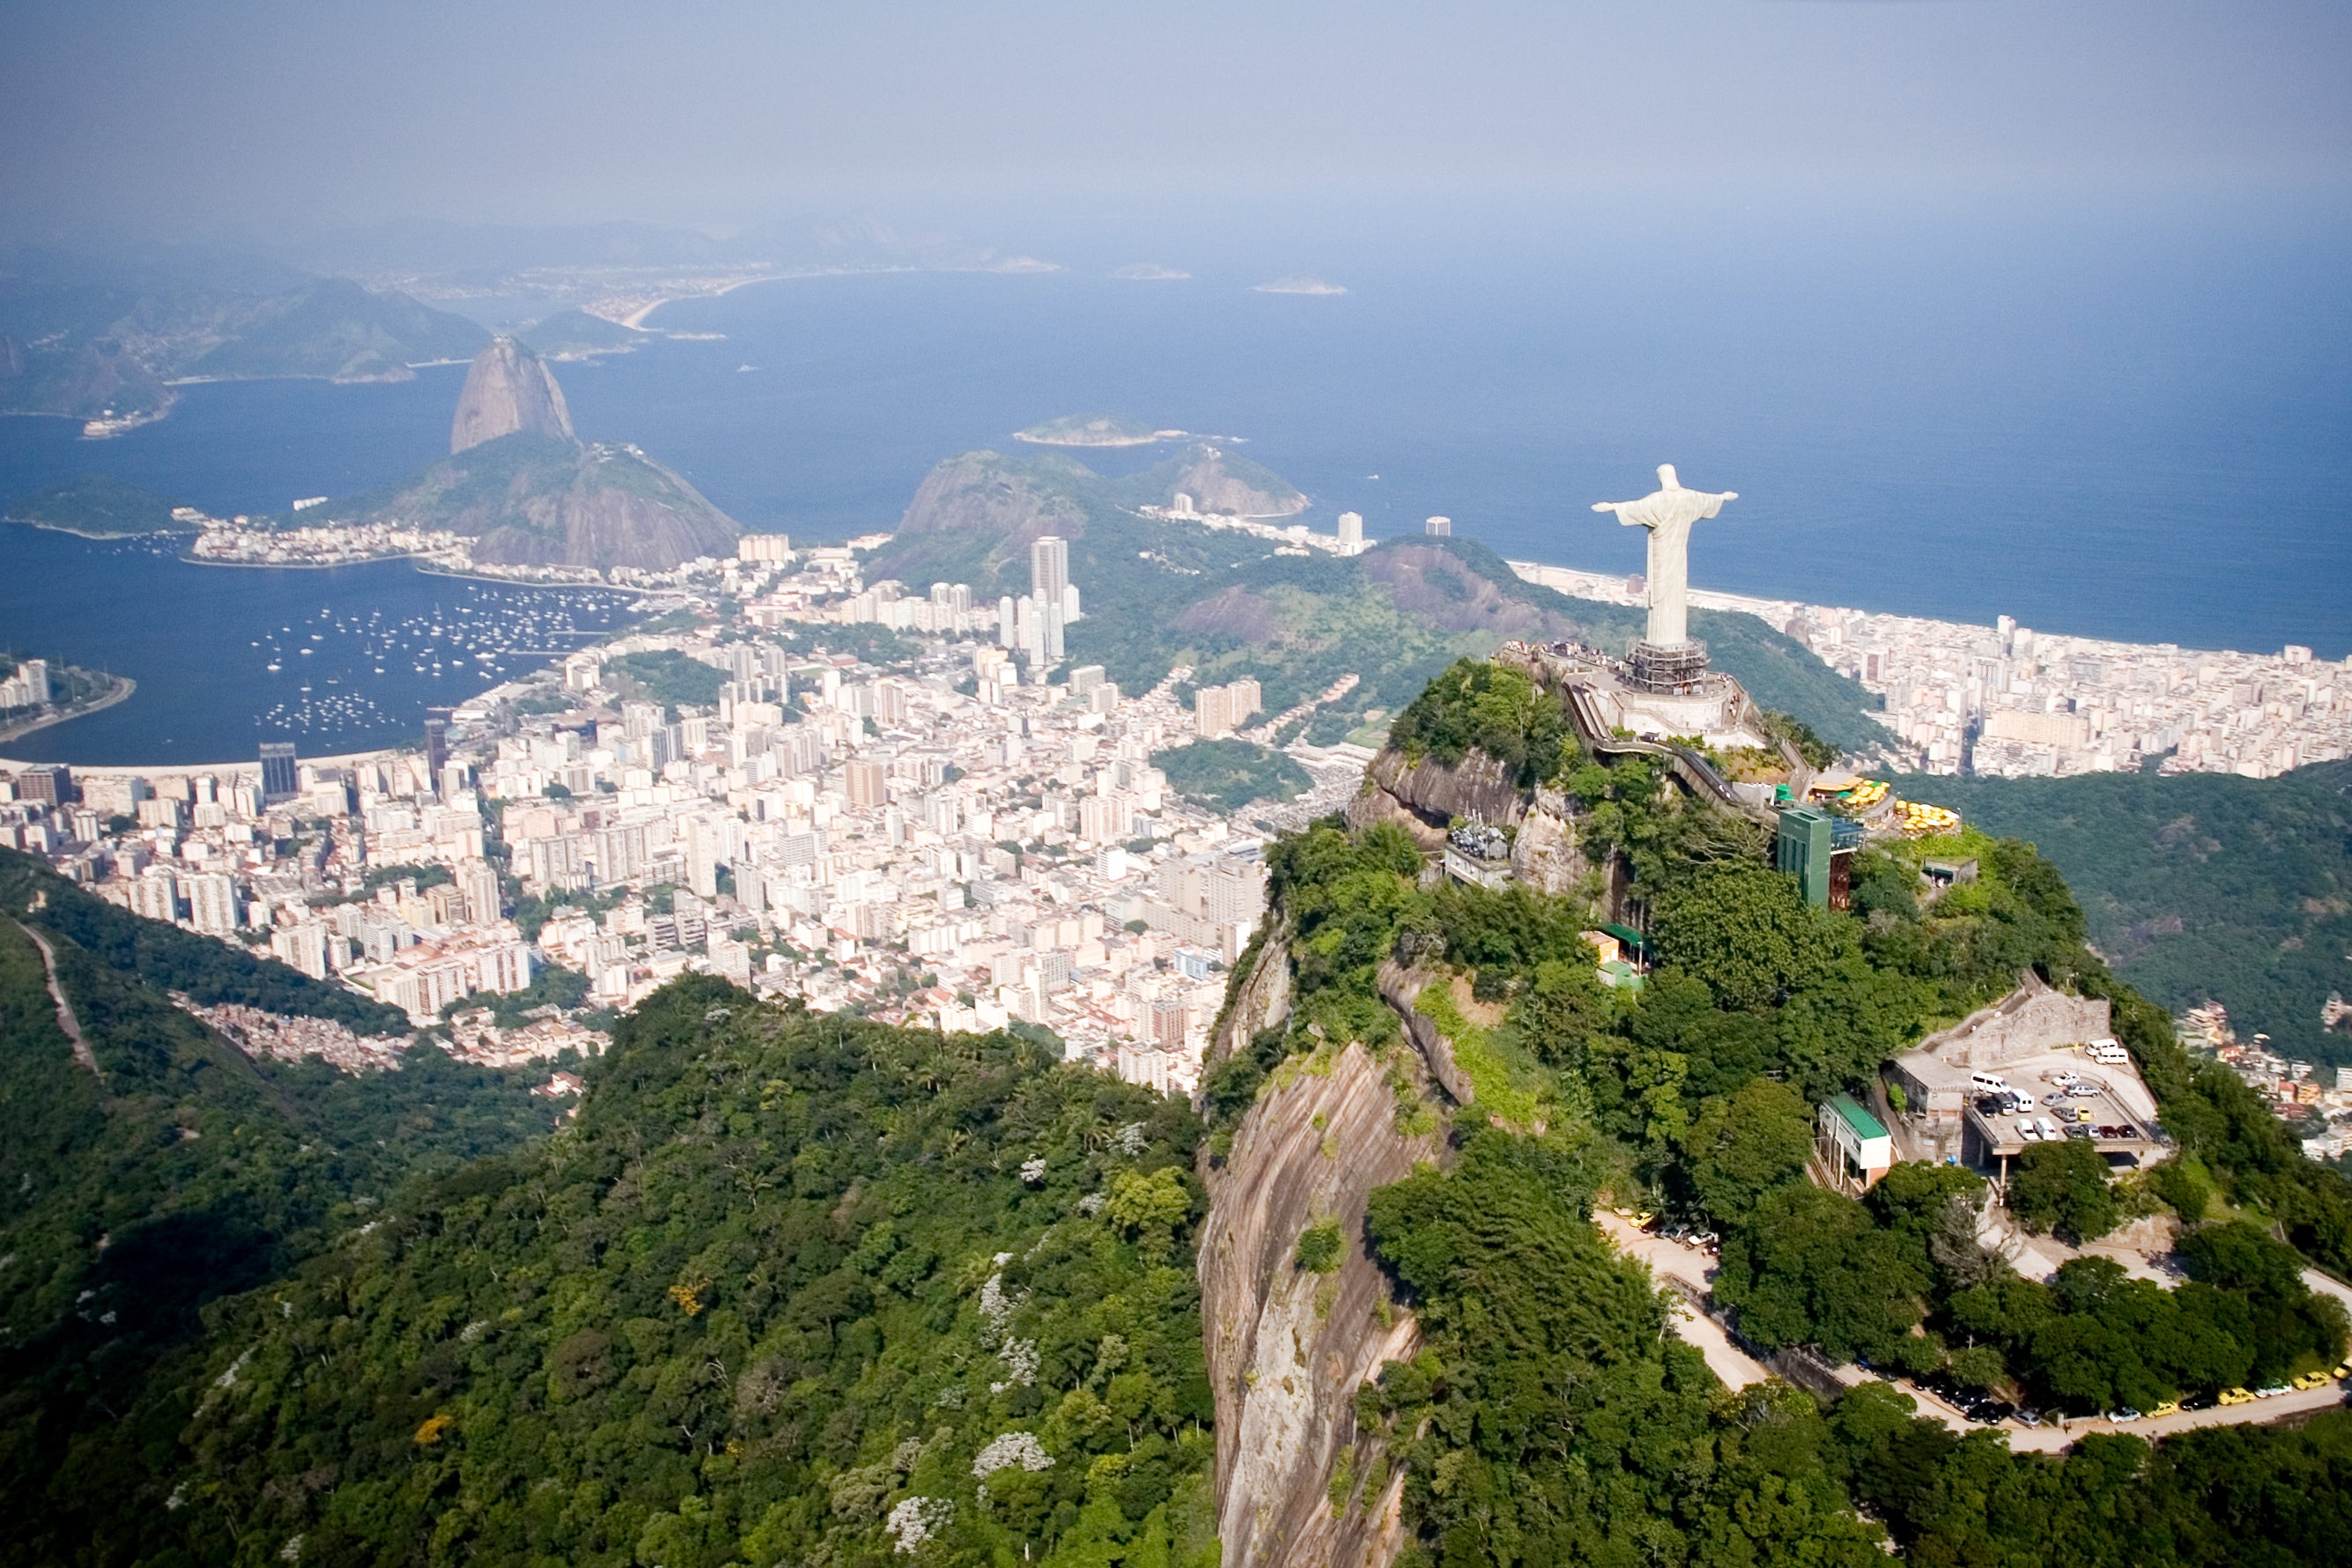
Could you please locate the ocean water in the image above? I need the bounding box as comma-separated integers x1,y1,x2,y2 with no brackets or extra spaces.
2,197,2346,765
0,529,635,766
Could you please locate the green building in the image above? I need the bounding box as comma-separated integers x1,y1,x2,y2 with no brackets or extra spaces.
1776,804,1834,907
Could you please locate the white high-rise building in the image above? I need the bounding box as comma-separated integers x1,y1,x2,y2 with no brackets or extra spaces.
185,872,240,934
1336,512,1365,554
998,595,1017,650
1031,536,1069,609
129,869,179,922
271,921,333,980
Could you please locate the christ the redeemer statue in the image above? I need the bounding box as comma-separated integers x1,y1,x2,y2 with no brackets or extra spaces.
1591,463,1737,648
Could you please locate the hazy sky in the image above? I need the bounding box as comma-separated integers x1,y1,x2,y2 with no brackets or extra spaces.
4,0,2346,237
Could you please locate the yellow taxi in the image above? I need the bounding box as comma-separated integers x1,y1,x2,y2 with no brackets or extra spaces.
2218,1387,2255,1407
2148,1401,2180,1418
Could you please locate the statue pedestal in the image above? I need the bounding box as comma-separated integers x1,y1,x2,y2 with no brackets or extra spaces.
1627,640,1711,696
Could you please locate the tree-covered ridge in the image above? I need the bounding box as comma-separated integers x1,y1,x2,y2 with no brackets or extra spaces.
4,472,193,535
1238,670,2352,1563
0,847,411,1035
30,977,1217,1568
0,910,560,1552
1385,659,1576,788
1359,1123,2352,1566
1903,759,2352,1067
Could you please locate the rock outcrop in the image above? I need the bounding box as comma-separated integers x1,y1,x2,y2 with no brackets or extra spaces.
1212,930,1293,1067
1199,1039,1447,1568
1158,443,1306,518
451,336,575,453
1350,746,1527,839
1510,787,1593,896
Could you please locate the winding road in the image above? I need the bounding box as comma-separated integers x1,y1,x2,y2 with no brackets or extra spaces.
1595,1209,2350,1448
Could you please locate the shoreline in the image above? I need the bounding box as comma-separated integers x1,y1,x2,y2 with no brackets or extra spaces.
1503,557,2341,668
4,517,197,543
1,736,416,780
0,675,137,747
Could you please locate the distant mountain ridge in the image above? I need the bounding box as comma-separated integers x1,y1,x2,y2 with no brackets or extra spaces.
0,254,487,424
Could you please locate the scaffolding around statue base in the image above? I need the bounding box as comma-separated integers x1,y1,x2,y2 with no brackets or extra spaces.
1626,640,1713,697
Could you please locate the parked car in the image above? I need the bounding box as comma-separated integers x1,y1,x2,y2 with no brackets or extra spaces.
2149,1401,2181,1418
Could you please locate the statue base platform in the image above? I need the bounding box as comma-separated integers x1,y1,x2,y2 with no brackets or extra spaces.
1626,640,1712,696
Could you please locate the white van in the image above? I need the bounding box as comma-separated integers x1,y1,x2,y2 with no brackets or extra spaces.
1971,1072,2011,1097
2084,1040,2129,1065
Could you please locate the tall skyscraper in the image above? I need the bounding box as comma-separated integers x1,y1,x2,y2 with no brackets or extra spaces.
1030,536,1069,608
1336,512,1365,553
424,707,452,783
259,742,299,803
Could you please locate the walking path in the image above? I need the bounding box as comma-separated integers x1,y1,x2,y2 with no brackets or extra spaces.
12,918,98,1079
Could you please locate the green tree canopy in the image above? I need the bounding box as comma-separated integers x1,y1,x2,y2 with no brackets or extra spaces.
2008,1137,2121,1243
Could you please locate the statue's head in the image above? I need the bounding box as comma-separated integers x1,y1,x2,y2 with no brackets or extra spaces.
1656,463,1682,490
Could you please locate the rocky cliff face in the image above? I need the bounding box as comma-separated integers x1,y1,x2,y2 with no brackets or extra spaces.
1349,746,1527,839
450,337,575,454
1199,1039,1447,1568
1212,930,1293,1067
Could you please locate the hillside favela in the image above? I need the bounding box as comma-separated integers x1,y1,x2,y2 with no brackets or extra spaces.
3,6,2351,1567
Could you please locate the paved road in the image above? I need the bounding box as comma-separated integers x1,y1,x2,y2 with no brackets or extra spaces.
1595,1209,2349,1446
1595,1212,1771,1389
11,917,98,1080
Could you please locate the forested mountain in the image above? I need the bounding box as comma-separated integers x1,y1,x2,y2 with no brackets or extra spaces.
11,978,1215,1568
1209,656,2352,1565
868,452,1886,752
0,851,561,1550
7,667,2352,1566
1907,760,2352,1067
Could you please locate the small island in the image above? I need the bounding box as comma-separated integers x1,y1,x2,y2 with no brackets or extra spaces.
1254,276,1348,296
1015,412,1181,447
4,473,196,536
